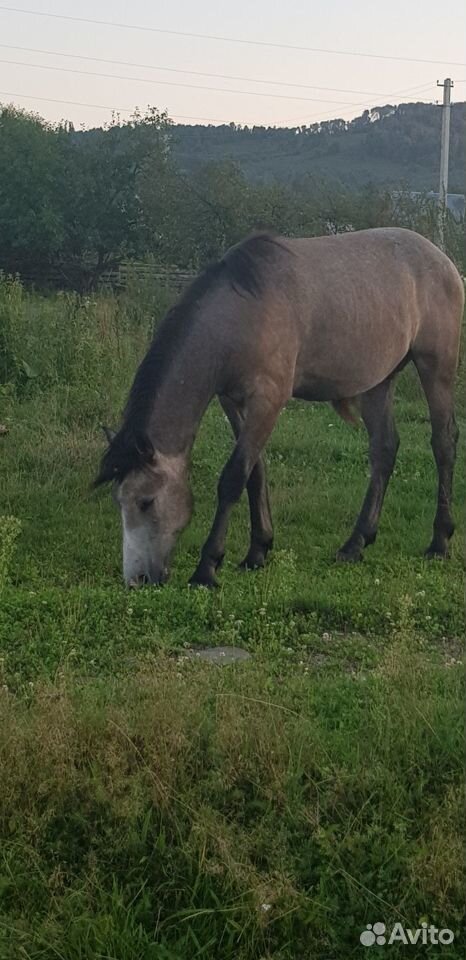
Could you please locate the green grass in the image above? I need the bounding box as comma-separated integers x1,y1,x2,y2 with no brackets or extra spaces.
0,278,464,958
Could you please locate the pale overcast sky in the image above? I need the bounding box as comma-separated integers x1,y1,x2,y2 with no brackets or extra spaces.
0,1,464,128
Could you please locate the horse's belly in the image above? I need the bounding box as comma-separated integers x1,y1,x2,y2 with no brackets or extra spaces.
292,376,345,401
293,328,411,400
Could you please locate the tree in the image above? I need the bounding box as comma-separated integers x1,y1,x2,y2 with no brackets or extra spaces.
59,108,171,288
138,159,257,267
0,106,65,275
0,104,172,288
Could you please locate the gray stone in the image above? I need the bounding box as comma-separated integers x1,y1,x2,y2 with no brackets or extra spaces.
185,645,252,665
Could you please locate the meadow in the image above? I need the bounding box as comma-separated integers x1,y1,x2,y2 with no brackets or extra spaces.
0,274,464,959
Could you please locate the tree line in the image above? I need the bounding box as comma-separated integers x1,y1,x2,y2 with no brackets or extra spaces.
0,103,464,291
172,102,466,190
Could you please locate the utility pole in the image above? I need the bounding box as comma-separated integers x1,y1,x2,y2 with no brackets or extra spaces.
437,77,453,250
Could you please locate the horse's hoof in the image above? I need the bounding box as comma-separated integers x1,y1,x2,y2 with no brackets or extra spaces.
336,548,363,564
336,532,365,563
424,546,448,560
239,541,273,571
239,552,266,571
188,573,219,589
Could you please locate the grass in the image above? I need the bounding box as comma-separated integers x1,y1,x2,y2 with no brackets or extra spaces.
0,276,464,958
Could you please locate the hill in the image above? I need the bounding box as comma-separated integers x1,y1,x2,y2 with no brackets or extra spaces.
171,102,466,191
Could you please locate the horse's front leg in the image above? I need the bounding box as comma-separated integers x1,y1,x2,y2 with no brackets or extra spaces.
219,395,274,571
189,388,285,587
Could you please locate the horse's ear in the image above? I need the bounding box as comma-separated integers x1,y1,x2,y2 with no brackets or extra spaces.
101,424,117,444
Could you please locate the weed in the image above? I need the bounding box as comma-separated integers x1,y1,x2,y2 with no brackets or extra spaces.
0,515,21,589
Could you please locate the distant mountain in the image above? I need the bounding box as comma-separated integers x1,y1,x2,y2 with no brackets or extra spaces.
171,102,466,192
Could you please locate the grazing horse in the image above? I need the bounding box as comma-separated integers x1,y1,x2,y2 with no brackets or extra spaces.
95,228,463,587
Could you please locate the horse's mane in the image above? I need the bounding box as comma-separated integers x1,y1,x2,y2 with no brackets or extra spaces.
94,233,287,486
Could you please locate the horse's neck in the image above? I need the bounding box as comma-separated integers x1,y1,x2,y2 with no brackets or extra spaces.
147,344,217,457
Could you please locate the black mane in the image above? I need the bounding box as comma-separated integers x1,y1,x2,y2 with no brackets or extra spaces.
94,233,286,486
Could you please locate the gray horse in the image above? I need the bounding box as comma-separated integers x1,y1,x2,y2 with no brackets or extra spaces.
95,228,463,587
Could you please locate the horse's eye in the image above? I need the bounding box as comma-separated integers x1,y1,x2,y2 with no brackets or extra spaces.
139,497,154,513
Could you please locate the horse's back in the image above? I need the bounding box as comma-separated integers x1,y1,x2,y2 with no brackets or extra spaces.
288,228,461,309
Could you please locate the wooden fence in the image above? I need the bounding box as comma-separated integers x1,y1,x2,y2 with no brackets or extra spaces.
15,261,195,293
99,261,194,292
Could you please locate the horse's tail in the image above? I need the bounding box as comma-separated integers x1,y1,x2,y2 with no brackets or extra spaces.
331,398,360,427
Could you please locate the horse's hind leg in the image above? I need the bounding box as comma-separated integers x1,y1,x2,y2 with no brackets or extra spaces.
337,377,399,562
219,396,274,569
413,356,459,557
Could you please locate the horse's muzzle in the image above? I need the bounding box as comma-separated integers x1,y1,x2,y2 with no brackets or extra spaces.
127,570,168,588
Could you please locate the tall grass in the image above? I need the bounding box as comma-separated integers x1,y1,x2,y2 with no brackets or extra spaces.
0,276,169,422
0,626,464,959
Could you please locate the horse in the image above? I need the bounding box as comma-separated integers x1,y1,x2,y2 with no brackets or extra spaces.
95,228,463,588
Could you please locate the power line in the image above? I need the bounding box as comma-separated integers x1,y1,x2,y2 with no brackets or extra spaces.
380,81,439,96
0,43,438,98
0,5,465,67
0,88,367,126
0,89,364,126
0,46,442,132
277,83,439,126
0,57,406,106
0,90,134,114
0,88,439,132
0,89,238,123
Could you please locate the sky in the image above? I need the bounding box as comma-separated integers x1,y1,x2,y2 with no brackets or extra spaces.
0,0,465,128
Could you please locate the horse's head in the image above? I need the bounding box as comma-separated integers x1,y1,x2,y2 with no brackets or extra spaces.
95,428,193,586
